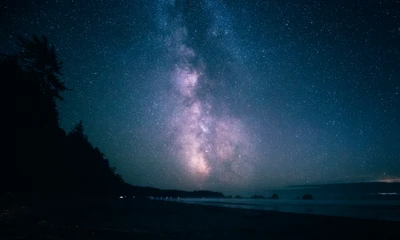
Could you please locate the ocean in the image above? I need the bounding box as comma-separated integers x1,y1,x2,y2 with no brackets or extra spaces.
177,183,400,221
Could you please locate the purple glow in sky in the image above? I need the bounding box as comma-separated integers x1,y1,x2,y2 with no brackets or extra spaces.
164,21,257,188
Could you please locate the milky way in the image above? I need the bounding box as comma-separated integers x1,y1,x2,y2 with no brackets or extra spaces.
156,1,257,188
3,0,399,195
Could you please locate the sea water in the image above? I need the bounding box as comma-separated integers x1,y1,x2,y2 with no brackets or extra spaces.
179,198,400,221
178,183,400,221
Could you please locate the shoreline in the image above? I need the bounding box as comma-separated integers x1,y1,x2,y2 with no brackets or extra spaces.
179,198,400,221
1,198,399,239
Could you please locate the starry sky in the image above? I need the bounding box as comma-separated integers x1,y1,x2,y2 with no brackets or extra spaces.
3,0,400,195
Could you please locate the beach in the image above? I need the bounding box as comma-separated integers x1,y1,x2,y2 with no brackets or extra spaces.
180,197,400,221
1,197,399,239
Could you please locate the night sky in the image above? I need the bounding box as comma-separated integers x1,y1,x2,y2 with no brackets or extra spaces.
2,0,400,194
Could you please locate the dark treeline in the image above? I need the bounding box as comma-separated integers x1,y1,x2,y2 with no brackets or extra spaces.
4,35,224,199
3,35,125,197
125,186,224,199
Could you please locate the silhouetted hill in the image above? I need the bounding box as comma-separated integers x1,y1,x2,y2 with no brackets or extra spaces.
122,185,224,198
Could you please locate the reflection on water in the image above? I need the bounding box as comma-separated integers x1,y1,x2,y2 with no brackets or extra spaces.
304,207,313,214
273,205,279,211
177,198,400,222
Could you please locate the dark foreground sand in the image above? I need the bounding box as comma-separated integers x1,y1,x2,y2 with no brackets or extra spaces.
1,197,399,239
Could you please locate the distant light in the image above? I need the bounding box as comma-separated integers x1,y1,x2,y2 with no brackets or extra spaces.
375,178,400,183
119,196,123,199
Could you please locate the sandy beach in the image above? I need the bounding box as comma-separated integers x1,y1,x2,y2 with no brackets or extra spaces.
1,197,399,239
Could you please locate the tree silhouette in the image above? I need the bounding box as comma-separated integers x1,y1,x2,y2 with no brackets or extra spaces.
17,35,68,100
4,35,126,197
68,120,87,140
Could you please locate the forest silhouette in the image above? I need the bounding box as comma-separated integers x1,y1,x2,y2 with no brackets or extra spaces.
4,35,125,197
5,35,223,199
